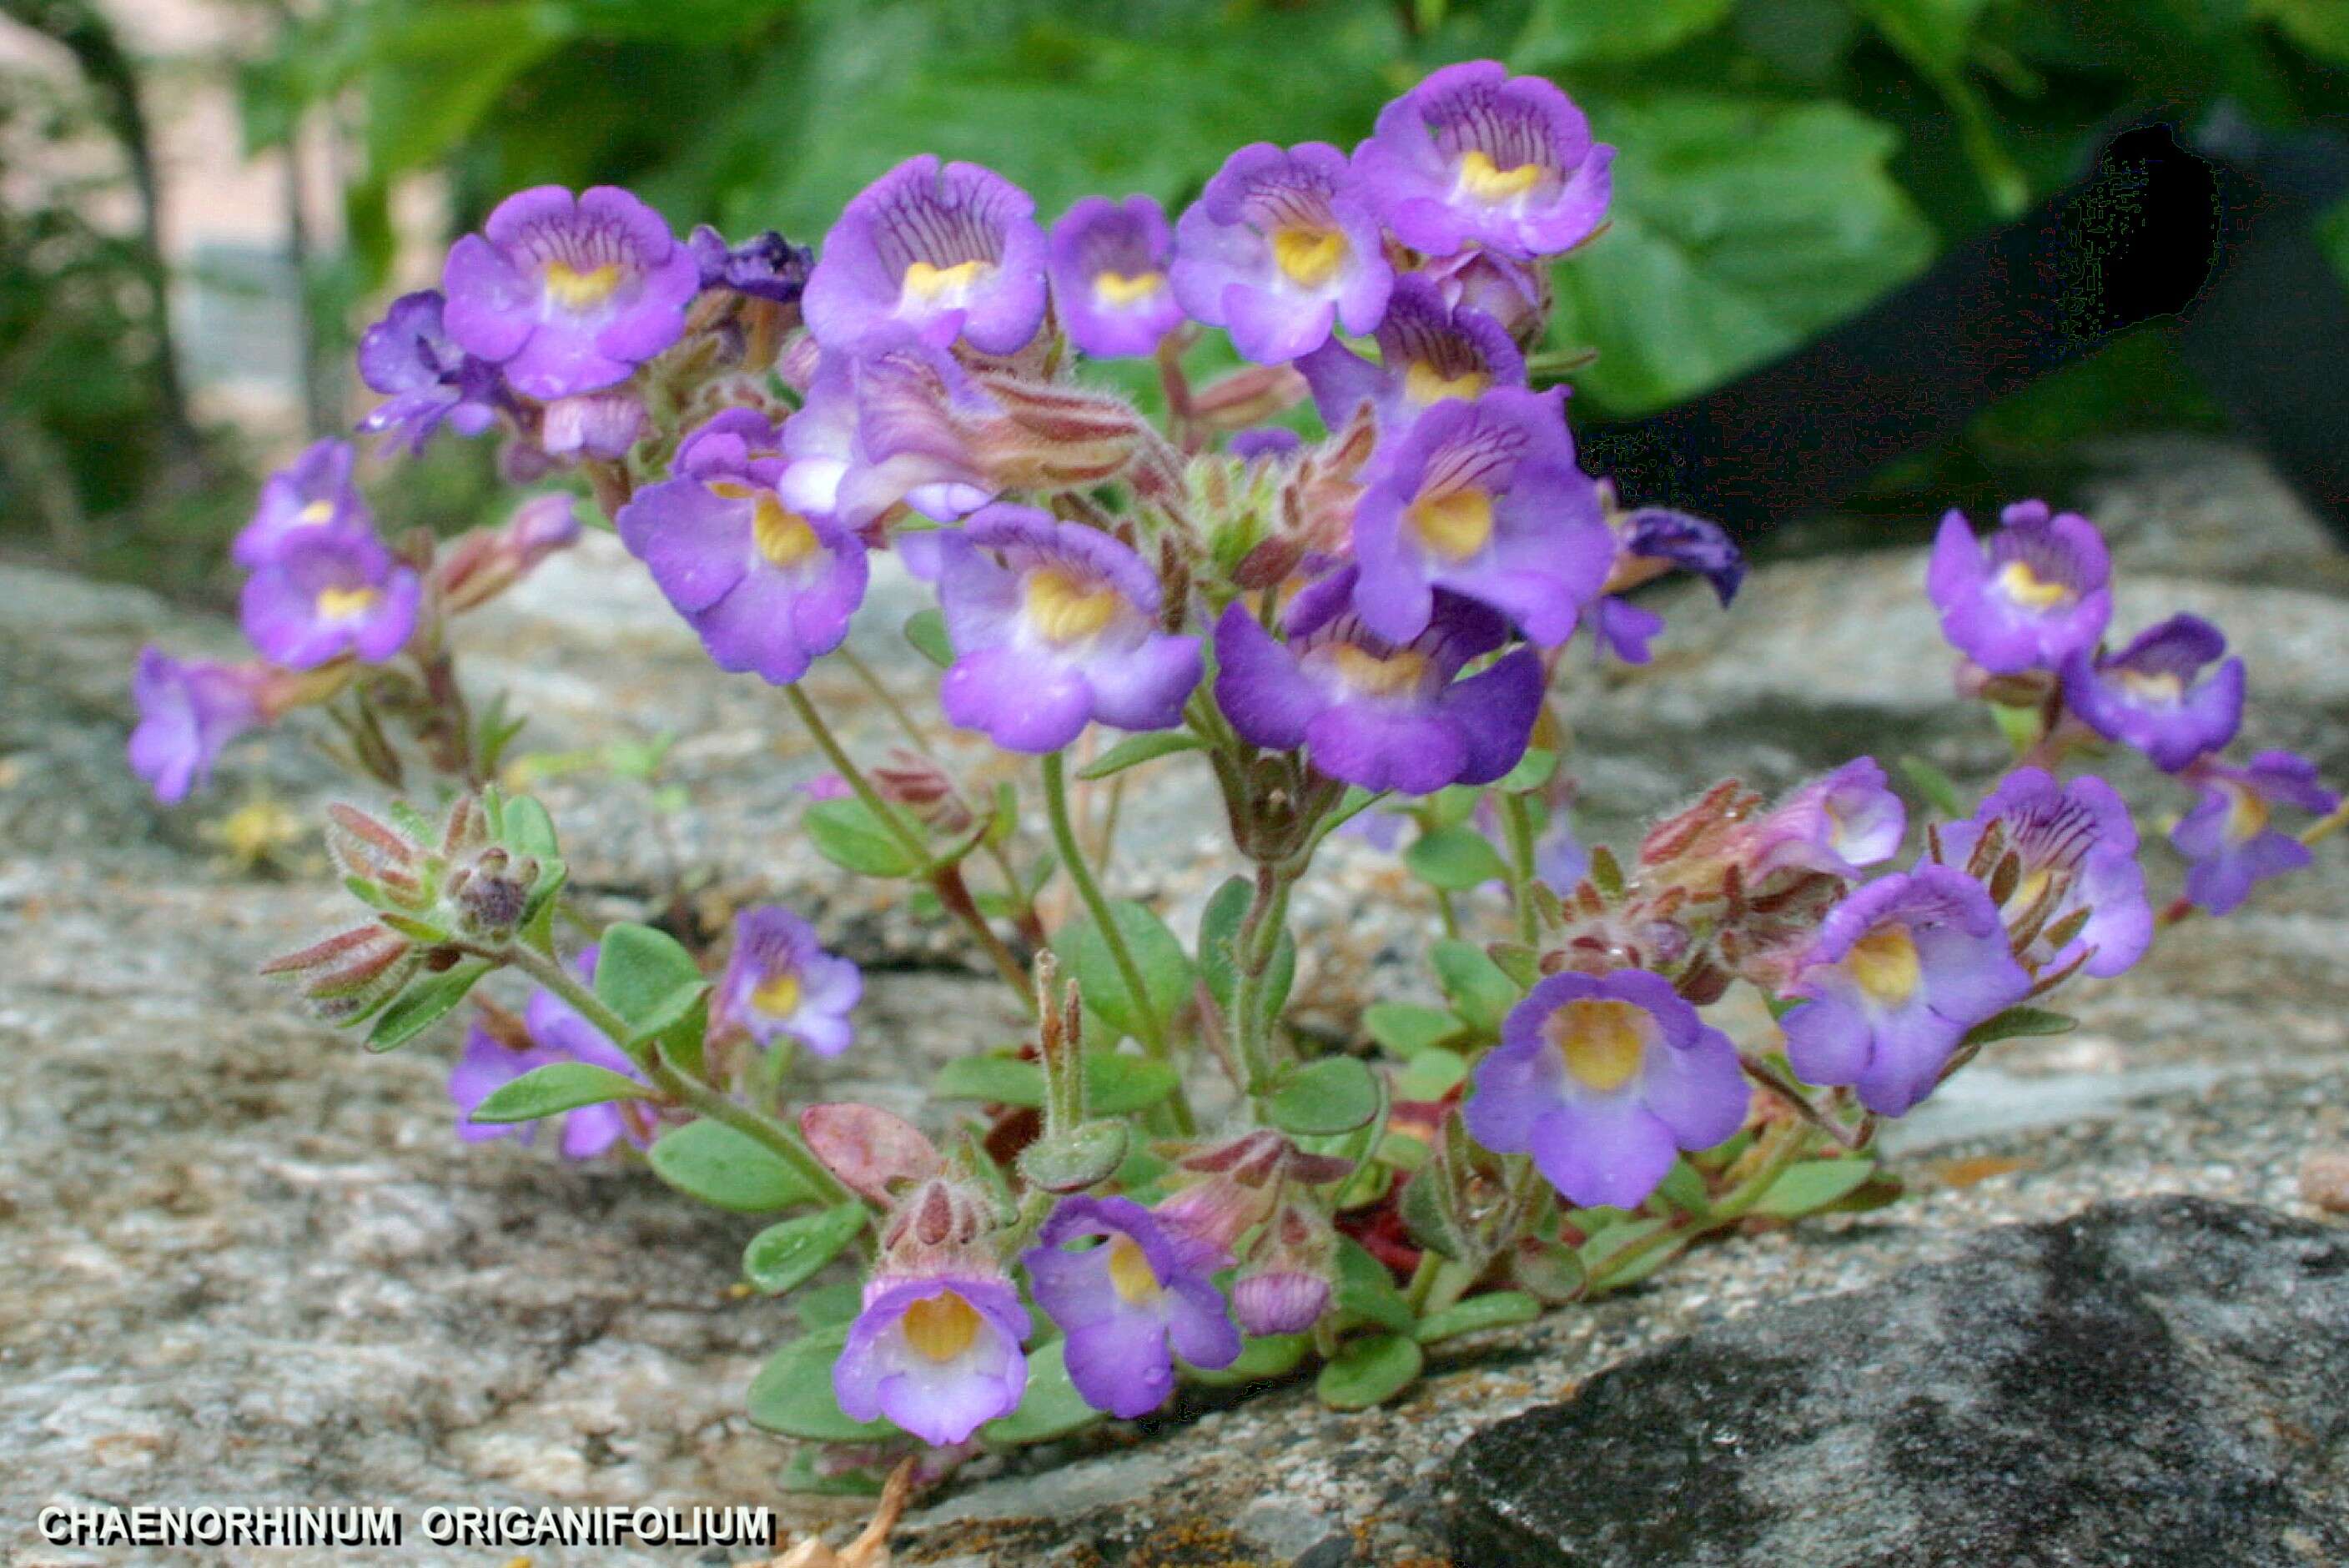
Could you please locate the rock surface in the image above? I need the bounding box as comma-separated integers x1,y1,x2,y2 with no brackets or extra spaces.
1449,1195,2349,1567
0,435,2345,1566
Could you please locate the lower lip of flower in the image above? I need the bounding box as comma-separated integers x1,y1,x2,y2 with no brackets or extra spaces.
544,259,627,311
903,1291,981,1361
1024,567,1121,644
1271,226,1346,288
1846,924,1922,1007
1404,362,1490,406
1457,148,1544,204
1994,559,2075,611
1409,486,1495,560
1328,643,1431,700
1107,1235,1162,1304
902,259,991,305
1547,999,1649,1092
752,968,802,1017
2117,668,2186,705
1092,269,1164,307
314,585,380,621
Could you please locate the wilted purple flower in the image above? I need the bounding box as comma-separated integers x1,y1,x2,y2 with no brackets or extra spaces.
803,157,1048,355
1615,508,1745,606
441,185,699,400
1926,500,2112,676
687,224,812,303
1352,62,1613,260
1170,142,1392,364
712,905,862,1057
540,389,647,460
1940,768,2150,977
834,1274,1029,1445
1351,386,1610,647
2061,613,2245,772
1022,1197,1240,1419
1462,970,1745,1209
1745,759,1908,882
2173,751,2338,915
1214,567,1542,795
128,648,262,804
935,505,1201,753
239,525,421,670
1296,274,1525,434
355,290,503,455
234,439,367,568
780,339,1000,534
1780,866,2032,1116
451,952,649,1159
616,409,868,685
1049,195,1185,359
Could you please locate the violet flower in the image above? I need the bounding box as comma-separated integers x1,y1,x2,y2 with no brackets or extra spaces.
239,525,421,670
1780,866,2032,1116
450,951,649,1159
711,905,862,1057
540,389,647,461
441,185,700,400
355,290,502,456
2172,751,2339,915
780,338,1001,534
1295,274,1525,434
1617,508,1746,606
688,224,812,303
616,409,869,685
1169,142,1391,364
1049,195,1185,359
1350,386,1611,647
2060,613,2246,773
935,505,1201,754
1745,758,1908,882
1461,969,1746,1209
1416,246,1550,347
833,1274,1030,1445
234,439,367,568
1022,1196,1240,1419
128,648,262,805
1925,500,2112,676
1939,768,2150,977
1213,566,1543,796
1351,61,1614,260
802,156,1048,355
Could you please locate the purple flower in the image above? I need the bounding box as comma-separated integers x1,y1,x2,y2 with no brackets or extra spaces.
2060,613,2245,772
935,505,1201,754
803,157,1048,356
834,1274,1029,1445
616,409,869,685
2172,751,2338,915
1296,274,1525,434
1925,500,2112,676
1022,1197,1241,1419
1351,387,1611,647
441,185,699,400
1746,758,1908,881
712,905,863,1057
1351,62,1613,260
687,224,812,303
1780,866,2032,1116
450,952,649,1159
1229,428,1303,464
1461,970,1746,1209
1617,508,1745,606
234,439,366,568
1213,566,1543,796
239,525,421,670
128,648,262,804
1170,142,1392,364
780,339,1001,532
1939,768,2150,978
355,290,502,455
540,389,647,460
1049,195,1185,359
1590,597,1667,665
1416,247,1550,347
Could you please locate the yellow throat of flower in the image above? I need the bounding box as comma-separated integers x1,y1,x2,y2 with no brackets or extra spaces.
1025,567,1121,644
2225,785,2271,846
1847,925,1922,1008
1329,642,1430,698
544,259,626,311
314,585,380,621
1404,362,1491,407
1459,149,1543,203
2117,667,2186,704
752,968,802,1018
1409,486,1495,560
903,259,990,303
902,1291,981,1362
1546,998,1649,1093
297,500,335,525
1107,1234,1162,1304
1272,226,1346,288
752,496,820,569
1093,269,1164,307
1995,559,2075,611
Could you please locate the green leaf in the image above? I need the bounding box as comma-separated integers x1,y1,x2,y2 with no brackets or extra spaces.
1400,1169,1468,1262
903,607,953,668
1547,96,1934,415
1084,1052,1180,1116
747,1326,893,1442
1315,1332,1424,1410
1364,1003,1466,1057
1396,1049,1468,1103
469,1061,648,1124
364,959,491,1052
2259,0,2349,62
1654,1158,1711,1219
1512,0,1736,68
1898,755,1971,819
1512,1236,1589,1304
980,1339,1104,1445
648,1120,818,1213
1196,877,1295,1026
1018,1120,1130,1193
793,1279,863,1329
1486,942,1543,992
1077,731,1205,781
1753,1158,1880,1219
1415,1290,1542,1344
742,1204,869,1295
804,798,923,878
1581,1217,1687,1288
1052,899,1194,1043
1431,938,1521,1034
1405,825,1512,892
1267,1058,1381,1137
593,922,704,1037
1334,1238,1416,1334
932,1055,1047,1107
1854,0,2025,213
1183,1332,1308,1386
499,795,561,857
1495,747,1560,795
1961,1006,2077,1046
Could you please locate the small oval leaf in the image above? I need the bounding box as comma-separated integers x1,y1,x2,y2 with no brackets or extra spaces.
742,1203,869,1295
468,1060,648,1124
1315,1331,1424,1410
648,1119,818,1213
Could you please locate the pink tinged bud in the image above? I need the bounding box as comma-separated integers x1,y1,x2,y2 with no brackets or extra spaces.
873,1176,1003,1294
324,802,421,882
540,390,648,461
801,1103,943,1204
1190,363,1310,430
1233,1269,1331,1336
871,750,974,832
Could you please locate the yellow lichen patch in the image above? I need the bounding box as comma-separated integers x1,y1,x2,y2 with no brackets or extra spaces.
1329,643,1430,698
1846,925,1922,1008
314,585,380,621
1403,361,1491,407
1545,999,1649,1092
902,259,989,302
1093,269,1165,307
1458,148,1543,203
1271,226,1346,288
1408,486,1495,560
1994,559,2074,611
543,259,625,311
1107,1234,1162,1304
903,1291,980,1362
1024,567,1121,644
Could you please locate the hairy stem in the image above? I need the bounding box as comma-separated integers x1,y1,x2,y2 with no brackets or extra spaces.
1499,792,1540,943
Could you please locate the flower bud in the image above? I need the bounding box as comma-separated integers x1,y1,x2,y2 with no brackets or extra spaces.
1233,1200,1336,1334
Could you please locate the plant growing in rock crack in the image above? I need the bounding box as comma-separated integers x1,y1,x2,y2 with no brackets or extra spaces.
133,60,2346,1495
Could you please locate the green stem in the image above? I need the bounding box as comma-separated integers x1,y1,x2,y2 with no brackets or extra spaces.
1499,792,1540,943
1229,862,1293,1105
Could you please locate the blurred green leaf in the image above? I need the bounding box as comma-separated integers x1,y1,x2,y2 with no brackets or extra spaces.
805,798,923,878
470,1060,648,1123
1514,0,1736,68
1267,1057,1382,1136
981,1338,1104,1444
1415,1289,1541,1344
1753,1157,1879,1218
1054,898,1194,1043
1364,1002,1466,1056
1431,938,1521,1034
1078,731,1205,780
1405,824,1512,892
747,1324,893,1441
1315,1331,1423,1409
